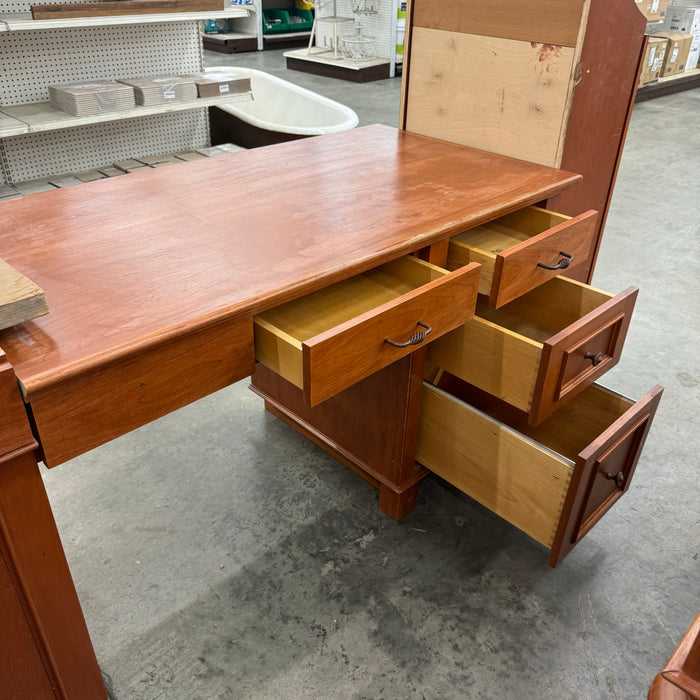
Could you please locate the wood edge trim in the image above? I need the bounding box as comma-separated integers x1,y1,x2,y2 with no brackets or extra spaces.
528,285,638,424
553,0,592,167
584,10,647,282
547,383,664,567
398,0,415,130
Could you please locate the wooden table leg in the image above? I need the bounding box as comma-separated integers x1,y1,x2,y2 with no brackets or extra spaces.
0,449,107,700
1,350,106,700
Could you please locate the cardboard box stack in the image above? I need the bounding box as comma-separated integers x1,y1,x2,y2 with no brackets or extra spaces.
636,0,670,22
665,4,700,69
48,81,136,117
654,31,695,74
117,76,198,106
639,35,669,84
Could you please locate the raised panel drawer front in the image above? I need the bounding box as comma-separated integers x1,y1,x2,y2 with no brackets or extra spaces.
447,206,598,308
416,376,664,567
253,257,481,407
426,275,638,425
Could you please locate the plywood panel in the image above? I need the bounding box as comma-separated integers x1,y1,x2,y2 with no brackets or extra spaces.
404,28,577,167
412,0,587,48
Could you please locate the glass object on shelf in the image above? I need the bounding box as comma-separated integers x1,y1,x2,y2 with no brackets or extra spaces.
351,0,378,14
341,33,376,61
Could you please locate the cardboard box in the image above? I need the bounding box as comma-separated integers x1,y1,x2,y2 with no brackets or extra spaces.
666,6,700,68
655,32,694,74
636,0,670,21
640,36,669,83
185,73,252,98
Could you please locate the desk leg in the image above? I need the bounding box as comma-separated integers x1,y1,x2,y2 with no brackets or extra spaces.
0,449,107,700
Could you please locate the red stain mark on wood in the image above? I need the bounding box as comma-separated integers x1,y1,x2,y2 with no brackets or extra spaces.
535,43,562,62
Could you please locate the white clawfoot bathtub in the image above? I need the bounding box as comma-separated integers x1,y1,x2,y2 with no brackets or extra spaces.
206,66,359,148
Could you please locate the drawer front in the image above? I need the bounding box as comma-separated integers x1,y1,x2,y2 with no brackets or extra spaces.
492,209,598,308
531,285,638,424
28,316,255,467
418,377,664,567
304,263,481,406
549,384,664,567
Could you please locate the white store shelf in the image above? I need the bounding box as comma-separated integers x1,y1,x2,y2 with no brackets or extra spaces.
0,111,27,136
0,6,249,31
1,92,252,134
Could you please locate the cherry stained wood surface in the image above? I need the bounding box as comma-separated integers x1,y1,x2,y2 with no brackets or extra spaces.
0,449,107,700
648,613,700,700
0,125,580,402
251,356,428,500
411,0,588,48
544,0,647,283
0,350,35,458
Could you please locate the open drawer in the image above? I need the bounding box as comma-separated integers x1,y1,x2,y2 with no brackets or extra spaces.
447,206,598,308
417,375,664,567
254,257,481,407
426,275,638,425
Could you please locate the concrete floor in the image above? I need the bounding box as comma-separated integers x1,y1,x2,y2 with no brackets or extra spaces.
41,48,699,699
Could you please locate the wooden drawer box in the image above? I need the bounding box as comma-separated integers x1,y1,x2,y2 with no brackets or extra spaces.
254,257,481,407
427,275,638,425
447,206,598,308
417,375,664,567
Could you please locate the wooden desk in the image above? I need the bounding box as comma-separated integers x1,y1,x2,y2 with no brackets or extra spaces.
0,125,580,699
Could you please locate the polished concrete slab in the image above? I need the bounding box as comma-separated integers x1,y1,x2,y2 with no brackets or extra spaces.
41,49,699,699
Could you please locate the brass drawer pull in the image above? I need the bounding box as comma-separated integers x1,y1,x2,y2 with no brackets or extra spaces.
585,351,606,366
602,470,626,489
385,321,432,348
537,252,574,270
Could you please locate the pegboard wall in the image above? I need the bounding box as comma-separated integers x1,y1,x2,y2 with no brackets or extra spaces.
0,20,210,183
0,24,204,105
3,111,208,181
2,0,104,14
314,0,397,61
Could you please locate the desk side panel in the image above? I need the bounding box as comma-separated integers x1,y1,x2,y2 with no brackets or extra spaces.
28,316,254,467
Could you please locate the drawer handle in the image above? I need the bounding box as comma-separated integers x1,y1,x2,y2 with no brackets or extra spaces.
537,252,574,270
584,351,606,366
602,470,626,489
384,321,432,348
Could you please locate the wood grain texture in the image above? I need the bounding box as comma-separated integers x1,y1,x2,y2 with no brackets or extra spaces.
426,316,542,413
403,28,578,167
251,356,430,503
30,316,253,467
0,126,580,404
303,263,481,406
544,0,647,283
0,351,35,459
548,383,663,566
31,0,223,19
412,0,588,48
492,209,598,308
530,286,638,425
417,382,571,548
0,259,48,331
0,450,106,700
649,613,700,700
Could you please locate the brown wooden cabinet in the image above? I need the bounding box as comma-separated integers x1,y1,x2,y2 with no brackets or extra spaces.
399,0,648,284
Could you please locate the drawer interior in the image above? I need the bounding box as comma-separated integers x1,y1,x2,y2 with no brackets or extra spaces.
419,373,637,549
447,206,571,290
436,374,635,464
475,276,613,342
254,256,447,388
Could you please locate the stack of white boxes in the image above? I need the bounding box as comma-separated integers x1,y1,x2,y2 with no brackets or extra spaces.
664,1,700,70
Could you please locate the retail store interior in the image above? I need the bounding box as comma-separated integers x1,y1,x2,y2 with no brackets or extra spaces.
26,45,697,699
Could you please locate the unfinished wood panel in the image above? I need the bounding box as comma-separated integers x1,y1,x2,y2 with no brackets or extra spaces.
427,317,542,413
417,383,572,548
412,0,588,48
404,28,577,167
0,259,48,332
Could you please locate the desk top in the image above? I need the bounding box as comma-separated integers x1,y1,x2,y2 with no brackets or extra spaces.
0,125,579,396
